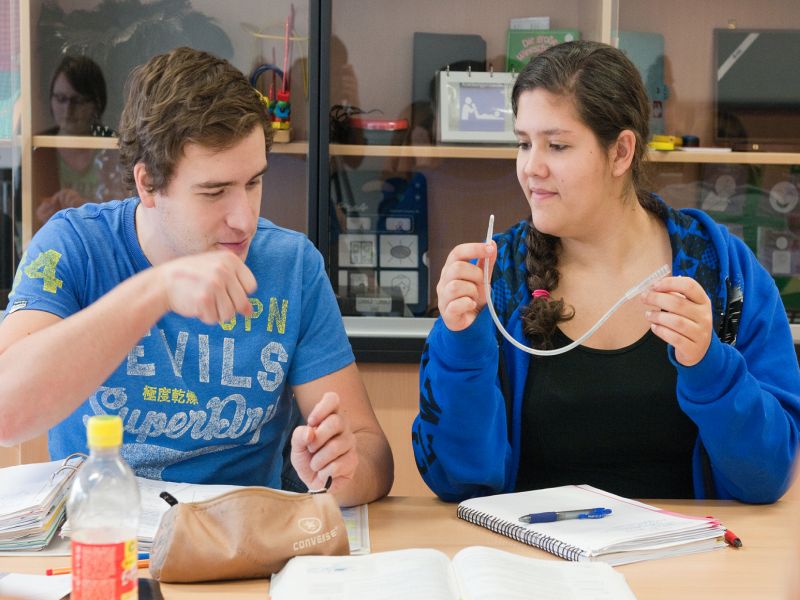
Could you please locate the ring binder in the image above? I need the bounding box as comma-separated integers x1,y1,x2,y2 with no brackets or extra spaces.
0,458,86,551
49,452,87,484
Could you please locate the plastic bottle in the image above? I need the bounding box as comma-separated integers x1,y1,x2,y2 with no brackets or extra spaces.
67,415,140,599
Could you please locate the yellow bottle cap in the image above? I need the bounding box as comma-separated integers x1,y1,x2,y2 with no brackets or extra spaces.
87,415,123,448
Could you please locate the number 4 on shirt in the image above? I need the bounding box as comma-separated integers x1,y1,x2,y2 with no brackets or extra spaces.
23,249,63,294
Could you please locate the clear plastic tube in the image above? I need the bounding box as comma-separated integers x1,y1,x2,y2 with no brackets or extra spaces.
483,214,670,356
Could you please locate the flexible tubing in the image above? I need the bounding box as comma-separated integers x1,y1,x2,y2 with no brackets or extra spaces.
482,214,670,356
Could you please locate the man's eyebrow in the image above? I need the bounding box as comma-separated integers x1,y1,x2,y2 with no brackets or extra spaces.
192,165,268,189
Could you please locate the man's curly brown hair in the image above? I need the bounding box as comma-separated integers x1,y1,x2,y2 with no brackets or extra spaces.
118,47,273,194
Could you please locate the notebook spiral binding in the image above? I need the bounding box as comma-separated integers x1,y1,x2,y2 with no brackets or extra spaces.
457,505,588,562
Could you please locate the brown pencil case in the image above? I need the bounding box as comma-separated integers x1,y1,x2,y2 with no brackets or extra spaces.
148,486,349,583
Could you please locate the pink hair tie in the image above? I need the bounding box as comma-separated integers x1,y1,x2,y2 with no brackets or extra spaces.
532,289,550,300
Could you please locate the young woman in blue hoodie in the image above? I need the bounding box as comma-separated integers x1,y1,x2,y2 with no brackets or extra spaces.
413,41,800,504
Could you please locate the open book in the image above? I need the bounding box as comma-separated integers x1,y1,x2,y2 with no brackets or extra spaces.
458,485,726,565
269,546,636,600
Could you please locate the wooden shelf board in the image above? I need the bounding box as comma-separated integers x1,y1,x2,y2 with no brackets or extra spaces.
29,138,800,164
331,143,800,164
32,135,308,155
648,150,800,165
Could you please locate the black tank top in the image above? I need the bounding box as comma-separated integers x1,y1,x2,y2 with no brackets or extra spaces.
516,328,697,498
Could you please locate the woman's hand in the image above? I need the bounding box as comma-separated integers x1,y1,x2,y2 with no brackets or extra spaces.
642,276,713,366
437,241,496,331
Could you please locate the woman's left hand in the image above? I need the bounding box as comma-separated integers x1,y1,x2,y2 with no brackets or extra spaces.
641,276,713,367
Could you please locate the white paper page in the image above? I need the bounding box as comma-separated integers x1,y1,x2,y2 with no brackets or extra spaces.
341,504,370,555
460,485,719,554
0,572,71,600
600,537,726,566
0,461,71,517
135,478,241,541
451,546,637,600
270,548,458,600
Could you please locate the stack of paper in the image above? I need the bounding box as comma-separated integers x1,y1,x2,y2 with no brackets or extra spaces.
0,458,83,551
458,485,727,565
342,504,370,555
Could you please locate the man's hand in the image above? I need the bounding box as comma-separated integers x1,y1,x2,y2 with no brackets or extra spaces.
642,275,713,366
290,392,359,493
154,250,257,325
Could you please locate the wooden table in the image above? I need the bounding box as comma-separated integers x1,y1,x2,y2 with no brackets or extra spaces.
1,496,797,599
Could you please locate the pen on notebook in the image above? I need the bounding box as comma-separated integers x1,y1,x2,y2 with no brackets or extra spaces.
518,507,612,524
46,559,149,576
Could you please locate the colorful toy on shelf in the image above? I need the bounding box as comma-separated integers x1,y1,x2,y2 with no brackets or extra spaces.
251,64,292,142
249,6,296,143
272,90,291,130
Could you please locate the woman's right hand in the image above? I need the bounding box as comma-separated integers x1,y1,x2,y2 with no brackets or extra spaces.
437,241,496,331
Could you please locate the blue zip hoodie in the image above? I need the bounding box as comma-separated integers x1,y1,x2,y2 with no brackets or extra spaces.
413,201,800,503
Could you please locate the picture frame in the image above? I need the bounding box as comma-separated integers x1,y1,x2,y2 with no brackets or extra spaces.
338,234,377,268
437,71,517,144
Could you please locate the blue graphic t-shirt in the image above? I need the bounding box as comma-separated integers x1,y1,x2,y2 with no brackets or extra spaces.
5,198,354,486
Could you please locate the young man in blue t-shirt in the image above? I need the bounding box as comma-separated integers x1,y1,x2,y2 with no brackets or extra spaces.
0,47,393,506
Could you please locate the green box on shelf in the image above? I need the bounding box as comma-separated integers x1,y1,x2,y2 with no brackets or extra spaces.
505,29,580,72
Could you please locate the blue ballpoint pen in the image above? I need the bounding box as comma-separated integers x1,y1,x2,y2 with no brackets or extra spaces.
518,507,612,524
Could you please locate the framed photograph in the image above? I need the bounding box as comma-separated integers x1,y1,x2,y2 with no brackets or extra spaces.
380,270,420,305
338,234,377,268
437,71,517,143
757,227,800,276
337,269,377,295
379,234,419,268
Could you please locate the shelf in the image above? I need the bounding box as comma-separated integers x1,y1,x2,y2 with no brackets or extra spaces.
30,139,800,164
331,143,800,165
343,316,435,339
648,150,800,165
32,135,309,155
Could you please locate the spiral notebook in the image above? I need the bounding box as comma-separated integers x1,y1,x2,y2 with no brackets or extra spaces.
457,484,726,565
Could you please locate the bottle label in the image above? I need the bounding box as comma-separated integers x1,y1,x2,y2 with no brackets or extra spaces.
71,539,138,600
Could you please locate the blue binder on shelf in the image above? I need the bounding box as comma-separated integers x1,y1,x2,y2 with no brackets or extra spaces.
330,170,429,317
